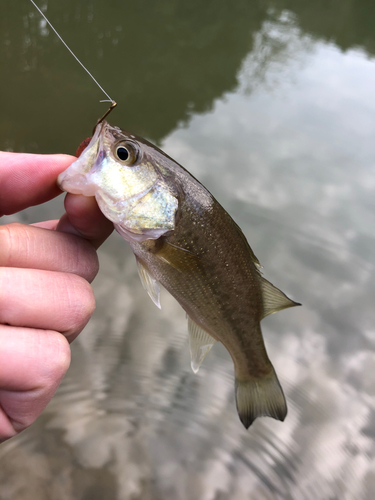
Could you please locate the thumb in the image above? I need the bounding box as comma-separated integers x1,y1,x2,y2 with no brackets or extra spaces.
56,193,113,249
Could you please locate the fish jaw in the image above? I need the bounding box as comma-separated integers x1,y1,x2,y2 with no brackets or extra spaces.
57,121,103,196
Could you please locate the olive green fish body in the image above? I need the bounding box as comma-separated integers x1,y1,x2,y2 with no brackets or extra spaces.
58,121,299,428
132,190,268,372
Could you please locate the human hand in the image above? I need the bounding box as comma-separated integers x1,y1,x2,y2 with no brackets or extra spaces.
0,152,113,442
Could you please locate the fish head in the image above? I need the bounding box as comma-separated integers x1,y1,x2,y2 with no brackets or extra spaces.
58,121,179,242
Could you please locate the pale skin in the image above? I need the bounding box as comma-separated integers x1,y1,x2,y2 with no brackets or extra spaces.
0,152,114,442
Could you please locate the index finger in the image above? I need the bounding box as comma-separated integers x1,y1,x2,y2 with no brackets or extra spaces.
0,152,75,216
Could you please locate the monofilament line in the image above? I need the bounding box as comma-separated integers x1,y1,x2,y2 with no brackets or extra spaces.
28,0,114,104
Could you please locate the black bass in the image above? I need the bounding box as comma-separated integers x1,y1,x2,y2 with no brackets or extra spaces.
58,121,300,428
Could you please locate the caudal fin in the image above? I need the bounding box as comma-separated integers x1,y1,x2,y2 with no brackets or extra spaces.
235,369,287,429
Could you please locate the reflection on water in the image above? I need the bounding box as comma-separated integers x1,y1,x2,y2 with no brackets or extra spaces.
1,1,375,499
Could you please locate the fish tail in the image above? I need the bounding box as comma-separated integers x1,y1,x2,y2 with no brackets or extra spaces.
235,367,287,429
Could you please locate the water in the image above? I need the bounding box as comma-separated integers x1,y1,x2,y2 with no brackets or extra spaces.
1,1,375,499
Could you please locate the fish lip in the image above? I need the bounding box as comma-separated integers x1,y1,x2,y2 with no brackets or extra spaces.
58,171,97,196
57,121,106,193
87,120,120,172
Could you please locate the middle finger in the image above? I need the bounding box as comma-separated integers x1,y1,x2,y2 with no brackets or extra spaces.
0,267,95,341
0,223,99,282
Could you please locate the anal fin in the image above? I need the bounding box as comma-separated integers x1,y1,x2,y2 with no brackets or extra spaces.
136,258,161,309
261,277,301,319
187,316,216,373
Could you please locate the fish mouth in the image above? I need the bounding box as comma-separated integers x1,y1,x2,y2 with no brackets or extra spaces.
57,121,107,195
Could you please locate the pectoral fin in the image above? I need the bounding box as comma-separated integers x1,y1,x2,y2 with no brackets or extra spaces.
261,277,301,319
187,316,216,373
136,258,161,309
156,239,201,273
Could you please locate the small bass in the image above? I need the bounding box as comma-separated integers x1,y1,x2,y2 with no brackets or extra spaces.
58,120,300,428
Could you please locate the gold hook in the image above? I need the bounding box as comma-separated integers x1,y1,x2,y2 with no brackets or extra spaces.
93,102,117,133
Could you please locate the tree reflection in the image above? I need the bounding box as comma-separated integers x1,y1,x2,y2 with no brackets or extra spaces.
1,0,375,150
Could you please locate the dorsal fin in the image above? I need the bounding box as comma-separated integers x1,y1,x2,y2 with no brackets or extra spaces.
261,277,301,319
232,219,262,268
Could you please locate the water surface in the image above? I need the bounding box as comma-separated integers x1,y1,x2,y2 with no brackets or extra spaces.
1,1,375,499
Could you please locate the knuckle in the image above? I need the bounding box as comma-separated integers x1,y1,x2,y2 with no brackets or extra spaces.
0,224,14,266
87,251,100,281
0,330,71,439
45,332,71,381
24,331,71,392
0,268,11,313
73,238,99,282
0,223,29,268
64,275,96,336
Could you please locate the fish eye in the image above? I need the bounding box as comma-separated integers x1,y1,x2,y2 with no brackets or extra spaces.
114,141,139,165
117,147,129,161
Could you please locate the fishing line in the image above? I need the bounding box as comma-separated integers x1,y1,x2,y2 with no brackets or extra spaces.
28,0,115,104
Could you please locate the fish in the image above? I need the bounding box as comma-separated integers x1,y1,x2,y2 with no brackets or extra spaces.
57,120,300,428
